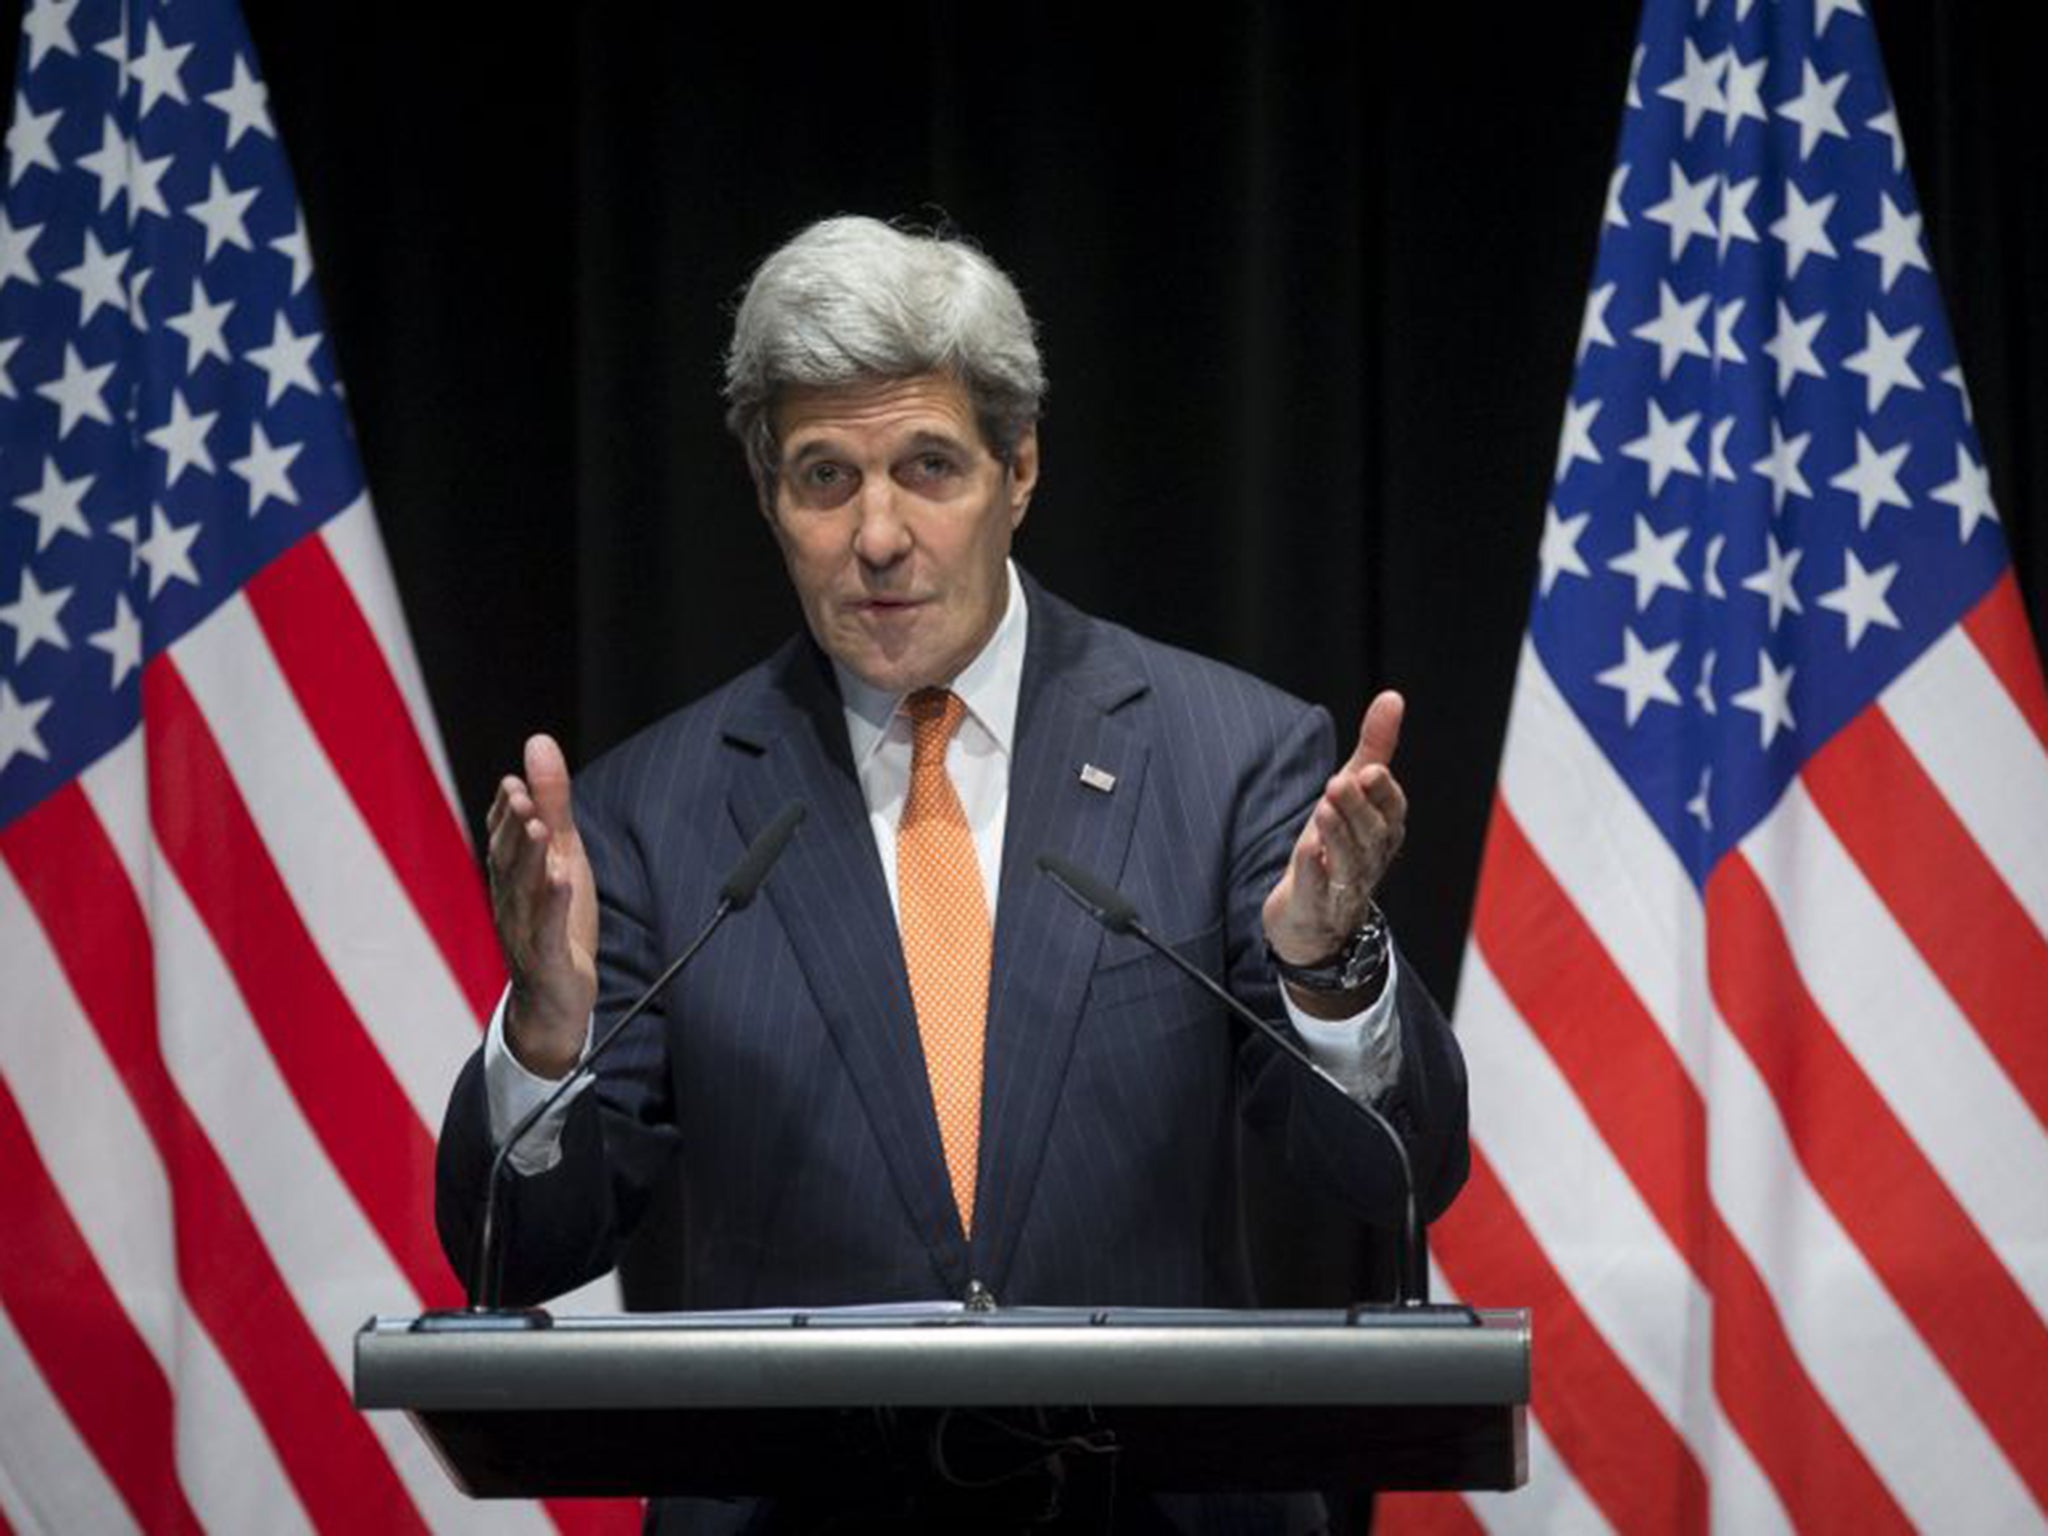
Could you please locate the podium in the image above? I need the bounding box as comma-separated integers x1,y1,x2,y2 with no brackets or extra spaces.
354,1306,1529,1499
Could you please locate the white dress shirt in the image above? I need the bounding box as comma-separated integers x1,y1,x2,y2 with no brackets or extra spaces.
486,562,1404,1170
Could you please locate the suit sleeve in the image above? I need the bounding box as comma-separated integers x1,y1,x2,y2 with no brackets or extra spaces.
1227,700,1470,1227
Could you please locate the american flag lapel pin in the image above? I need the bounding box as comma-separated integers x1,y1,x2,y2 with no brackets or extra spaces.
1078,763,1117,794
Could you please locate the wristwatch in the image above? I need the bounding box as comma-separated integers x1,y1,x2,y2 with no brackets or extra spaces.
1271,902,1390,994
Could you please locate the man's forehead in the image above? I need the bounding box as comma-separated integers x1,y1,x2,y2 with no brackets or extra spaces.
773,372,987,452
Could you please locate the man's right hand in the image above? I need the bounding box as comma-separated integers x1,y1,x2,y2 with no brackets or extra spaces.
486,733,599,1079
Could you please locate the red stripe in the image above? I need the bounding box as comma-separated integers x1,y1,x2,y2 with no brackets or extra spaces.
145,658,460,1309
1371,1490,1488,1536
237,554,641,1536
1962,570,2048,754
1710,853,2048,1512
1473,799,1912,1530
0,1076,202,1532
246,534,503,1020
1473,799,1708,1266
1809,708,2048,1125
542,1500,646,1535
1430,1146,1706,1534
2,782,427,1533
1701,1207,1911,1534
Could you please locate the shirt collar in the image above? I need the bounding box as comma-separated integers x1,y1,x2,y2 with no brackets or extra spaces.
836,561,1028,767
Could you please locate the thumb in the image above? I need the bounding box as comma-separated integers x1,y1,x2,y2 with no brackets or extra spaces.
523,733,577,838
1352,689,1405,770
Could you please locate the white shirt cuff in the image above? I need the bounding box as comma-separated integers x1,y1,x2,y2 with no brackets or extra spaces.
482,988,595,1175
1279,945,1405,1103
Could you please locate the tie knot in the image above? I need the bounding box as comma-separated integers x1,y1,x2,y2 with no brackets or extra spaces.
905,688,966,764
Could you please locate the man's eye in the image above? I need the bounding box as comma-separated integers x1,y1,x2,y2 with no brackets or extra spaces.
908,454,957,481
805,463,845,487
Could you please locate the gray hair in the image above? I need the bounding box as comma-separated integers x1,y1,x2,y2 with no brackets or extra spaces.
724,216,1046,485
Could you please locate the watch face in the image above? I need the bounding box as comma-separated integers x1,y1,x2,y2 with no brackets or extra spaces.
1339,907,1390,989
1277,908,1389,992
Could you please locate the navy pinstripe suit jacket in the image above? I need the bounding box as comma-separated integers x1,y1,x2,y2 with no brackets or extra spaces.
436,575,1468,1310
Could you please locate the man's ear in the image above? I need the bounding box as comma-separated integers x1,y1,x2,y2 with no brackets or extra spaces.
1007,426,1039,528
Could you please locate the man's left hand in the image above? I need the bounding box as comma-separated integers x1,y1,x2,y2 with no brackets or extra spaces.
1262,690,1407,969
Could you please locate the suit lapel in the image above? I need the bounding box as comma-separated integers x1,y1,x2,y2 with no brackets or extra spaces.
973,581,1150,1295
723,641,970,1296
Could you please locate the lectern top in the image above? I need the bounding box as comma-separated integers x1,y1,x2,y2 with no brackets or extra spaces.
355,1305,1531,1412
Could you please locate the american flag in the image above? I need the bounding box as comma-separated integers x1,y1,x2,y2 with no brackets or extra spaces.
1386,0,2048,1531
0,1,629,1530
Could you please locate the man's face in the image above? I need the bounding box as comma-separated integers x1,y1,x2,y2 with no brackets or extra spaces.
765,372,1037,694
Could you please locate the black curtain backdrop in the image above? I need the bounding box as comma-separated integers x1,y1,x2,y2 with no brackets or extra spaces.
213,1,2038,1003
9,4,2041,1299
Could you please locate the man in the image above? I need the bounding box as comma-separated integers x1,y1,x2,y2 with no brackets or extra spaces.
436,216,1467,1521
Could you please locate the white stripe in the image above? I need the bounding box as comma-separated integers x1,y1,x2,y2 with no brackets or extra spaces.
1745,780,2048,1314
0,1299,140,1536
1435,1228,1790,1536
1702,1016,2036,1529
1701,1401,1795,1536
1456,947,1714,1455
170,1318,316,1536
1884,619,2048,936
138,592,555,1532
320,494,468,831
74,719,152,914
1492,643,1716,1080
169,596,483,1131
142,850,420,1476
1493,650,2036,1528
139,804,551,1535
0,849,180,1373
0,845,313,1535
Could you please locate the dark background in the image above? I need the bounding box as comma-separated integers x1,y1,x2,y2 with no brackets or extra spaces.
13,5,2040,1048
6,0,2039,1322
234,2,2040,1006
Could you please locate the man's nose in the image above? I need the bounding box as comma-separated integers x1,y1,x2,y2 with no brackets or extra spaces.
851,479,913,567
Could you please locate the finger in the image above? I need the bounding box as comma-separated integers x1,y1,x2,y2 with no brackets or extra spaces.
485,774,533,840
1312,796,1376,886
1324,766,1404,841
531,845,578,947
488,798,544,863
1354,762,1407,829
1347,690,1405,772
1319,775,1404,882
523,733,577,839
486,777,540,860
1288,811,1331,890
485,803,519,870
488,804,551,889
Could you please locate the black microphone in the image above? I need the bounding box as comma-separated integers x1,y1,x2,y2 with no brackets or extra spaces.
1037,854,1140,935
1037,852,1445,1313
721,800,805,908
427,801,808,1328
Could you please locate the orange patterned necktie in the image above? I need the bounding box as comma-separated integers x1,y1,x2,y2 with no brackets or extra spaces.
896,687,992,1235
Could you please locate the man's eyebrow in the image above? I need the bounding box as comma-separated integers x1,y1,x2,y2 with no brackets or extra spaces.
779,437,838,470
781,427,975,467
901,429,973,456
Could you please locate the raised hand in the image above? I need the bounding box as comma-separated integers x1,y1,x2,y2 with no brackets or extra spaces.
1262,690,1408,972
485,733,599,1078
